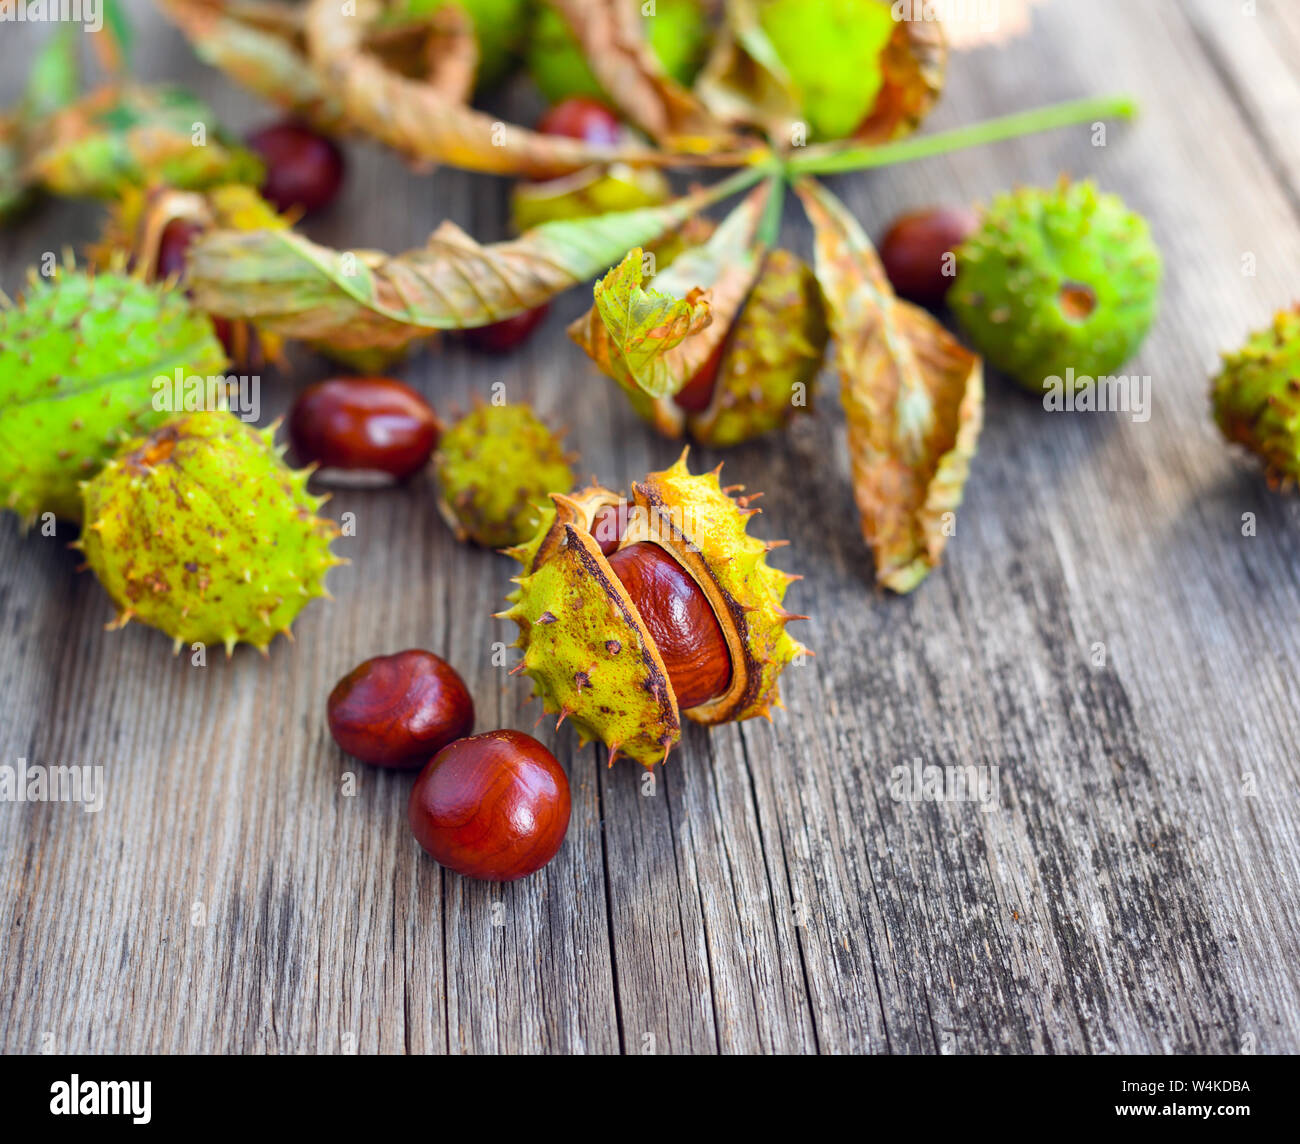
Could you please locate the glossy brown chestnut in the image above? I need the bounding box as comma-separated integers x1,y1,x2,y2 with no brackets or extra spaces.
289,377,440,481
328,650,474,769
156,218,204,281
589,500,631,556
607,542,731,709
408,729,571,881
673,337,727,413
462,303,550,354
246,120,346,215
536,97,623,146
879,207,978,307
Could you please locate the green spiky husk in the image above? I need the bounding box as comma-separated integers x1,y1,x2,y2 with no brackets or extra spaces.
759,0,897,141
0,267,228,523
500,455,807,769
1212,307,1300,487
79,412,340,653
434,403,573,548
948,179,1162,392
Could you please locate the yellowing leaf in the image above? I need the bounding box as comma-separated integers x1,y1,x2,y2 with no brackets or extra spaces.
546,0,733,149
569,183,770,403
188,177,754,356
795,178,983,593
586,249,714,400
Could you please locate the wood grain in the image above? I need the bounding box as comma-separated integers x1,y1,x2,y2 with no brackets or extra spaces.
2,0,1299,1054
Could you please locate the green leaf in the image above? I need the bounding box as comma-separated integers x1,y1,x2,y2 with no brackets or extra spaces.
25,28,81,119
26,86,264,199
97,0,136,73
569,183,771,403
187,169,765,356
590,249,714,399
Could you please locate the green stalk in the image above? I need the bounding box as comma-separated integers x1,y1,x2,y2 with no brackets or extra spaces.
695,158,775,208
757,173,786,247
784,95,1137,177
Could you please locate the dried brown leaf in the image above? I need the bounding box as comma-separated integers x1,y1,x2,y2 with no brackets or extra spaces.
546,0,733,148
795,178,982,593
187,177,748,355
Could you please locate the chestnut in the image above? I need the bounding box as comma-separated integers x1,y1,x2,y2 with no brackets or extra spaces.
155,218,204,281
246,119,346,215
589,499,631,556
289,377,440,482
672,338,727,414
461,304,550,354
879,207,978,307
408,729,571,881
536,97,623,146
328,650,474,769
607,542,731,709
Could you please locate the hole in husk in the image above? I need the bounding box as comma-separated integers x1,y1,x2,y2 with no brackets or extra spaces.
1058,281,1097,321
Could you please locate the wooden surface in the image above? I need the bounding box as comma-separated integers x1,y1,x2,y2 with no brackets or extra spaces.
3,0,1300,1055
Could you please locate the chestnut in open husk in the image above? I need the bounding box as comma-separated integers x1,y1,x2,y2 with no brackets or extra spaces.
498,454,807,768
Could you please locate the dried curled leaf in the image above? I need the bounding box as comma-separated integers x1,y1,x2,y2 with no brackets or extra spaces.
412,1,479,104
584,249,714,400
25,85,263,199
302,0,669,178
569,183,769,410
156,0,346,127
545,0,731,149
698,0,945,145
696,0,801,143
188,180,739,355
855,7,946,143
795,178,982,593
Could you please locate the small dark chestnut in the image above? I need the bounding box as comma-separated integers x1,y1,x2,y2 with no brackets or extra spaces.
606,542,731,709
536,97,624,146
879,207,978,307
408,730,571,881
589,500,632,556
672,338,727,413
246,120,346,215
327,650,474,769
289,377,440,481
461,304,550,354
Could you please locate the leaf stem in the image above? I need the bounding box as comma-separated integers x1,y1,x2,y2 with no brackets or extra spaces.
784,94,1137,177
757,172,785,248
694,158,775,209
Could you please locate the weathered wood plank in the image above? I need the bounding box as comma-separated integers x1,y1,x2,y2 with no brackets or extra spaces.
2,0,1300,1055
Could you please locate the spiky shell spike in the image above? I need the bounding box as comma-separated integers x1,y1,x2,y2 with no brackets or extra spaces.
0,265,228,523
80,411,340,653
1212,306,1300,488
630,453,807,727
499,455,807,768
948,178,1162,393
434,402,574,548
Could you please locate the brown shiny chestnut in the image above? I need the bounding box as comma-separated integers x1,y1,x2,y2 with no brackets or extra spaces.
607,541,731,709
246,119,346,215
461,303,550,354
879,207,978,307
289,377,440,481
536,97,623,145
589,499,631,556
328,650,474,769
672,337,727,413
408,729,571,881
